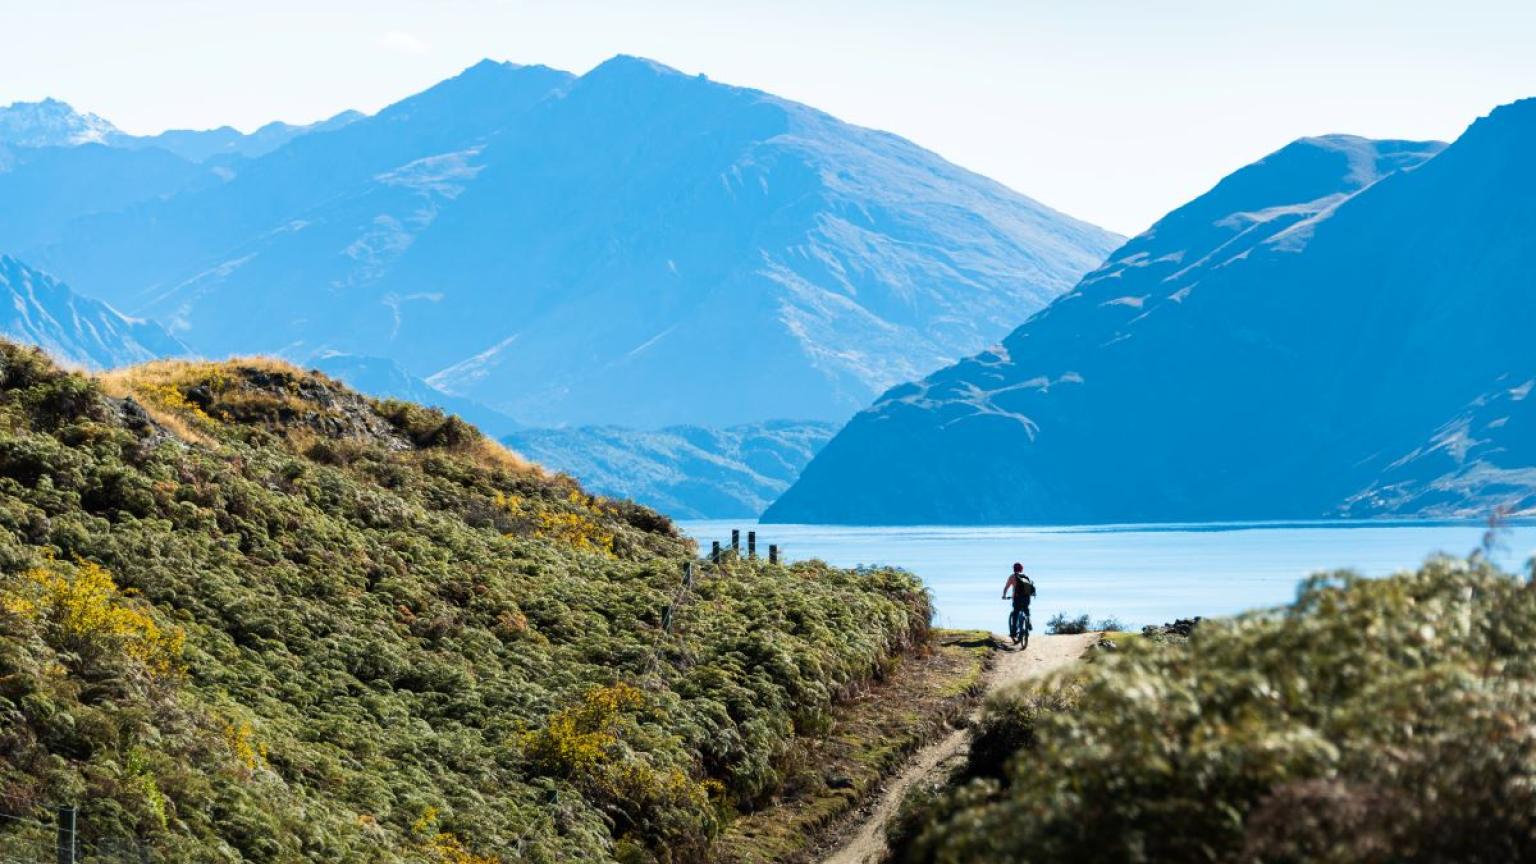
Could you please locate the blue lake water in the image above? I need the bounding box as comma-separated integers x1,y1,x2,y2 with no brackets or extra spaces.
678,520,1536,632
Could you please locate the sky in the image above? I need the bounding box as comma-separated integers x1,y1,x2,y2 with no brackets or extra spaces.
4,0,1535,235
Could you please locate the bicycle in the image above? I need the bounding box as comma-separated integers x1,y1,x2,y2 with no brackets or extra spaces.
1008,607,1031,650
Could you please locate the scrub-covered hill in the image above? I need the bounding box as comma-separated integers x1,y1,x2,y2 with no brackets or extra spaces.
888,556,1536,863
0,341,930,863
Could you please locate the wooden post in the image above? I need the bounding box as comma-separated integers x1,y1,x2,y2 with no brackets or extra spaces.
747,531,757,559
683,561,694,589
56,805,76,864
769,544,779,564
711,541,721,563
731,529,740,552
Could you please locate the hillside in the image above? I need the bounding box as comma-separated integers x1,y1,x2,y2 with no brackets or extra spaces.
888,556,1536,862
769,102,1536,523
20,57,1119,427
0,255,186,369
505,421,837,519
0,341,930,863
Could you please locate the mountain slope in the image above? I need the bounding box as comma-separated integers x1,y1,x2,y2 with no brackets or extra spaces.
123,109,366,162
308,350,523,438
26,61,576,310
505,420,837,518
0,144,215,252
0,255,185,369
0,341,929,863
0,98,119,147
27,57,1119,427
766,104,1536,523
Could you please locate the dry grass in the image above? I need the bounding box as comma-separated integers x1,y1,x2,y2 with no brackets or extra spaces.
97,355,544,475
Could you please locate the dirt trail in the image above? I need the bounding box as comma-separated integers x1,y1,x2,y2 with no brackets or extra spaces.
819,633,1096,864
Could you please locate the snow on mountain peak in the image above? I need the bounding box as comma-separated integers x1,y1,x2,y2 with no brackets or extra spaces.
0,98,121,147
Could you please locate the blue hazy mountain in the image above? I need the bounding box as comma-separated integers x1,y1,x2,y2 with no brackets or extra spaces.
307,351,522,438
311,350,828,517
23,56,1119,427
0,96,363,161
0,143,217,252
505,420,837,518
0,98,119,147
122,110,366,162
766,102,1536,523
23,61,576,308
0,255,185,369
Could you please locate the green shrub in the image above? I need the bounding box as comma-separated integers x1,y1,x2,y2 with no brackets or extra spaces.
0,344,931,864
1045,612,1090,634
892,556,1536,863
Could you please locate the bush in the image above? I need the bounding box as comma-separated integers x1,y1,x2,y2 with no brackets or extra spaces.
891,557,1536,863
0,344,932,864
1045,612,1090,634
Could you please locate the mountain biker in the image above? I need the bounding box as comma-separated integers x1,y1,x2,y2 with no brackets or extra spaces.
1002,562,1036,645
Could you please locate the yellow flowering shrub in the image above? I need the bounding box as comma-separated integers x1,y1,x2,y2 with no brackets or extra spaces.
521,684,720,855
2,559,184,676
493,490,616,554
412,807,499,864
224,719,269,773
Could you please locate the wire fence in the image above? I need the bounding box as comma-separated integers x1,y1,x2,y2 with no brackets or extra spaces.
0,803,154,864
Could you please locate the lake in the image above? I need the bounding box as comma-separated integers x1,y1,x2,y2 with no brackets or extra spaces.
677,520,1536,632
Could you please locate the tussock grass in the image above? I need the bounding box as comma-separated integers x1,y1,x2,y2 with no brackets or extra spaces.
0,342,933,864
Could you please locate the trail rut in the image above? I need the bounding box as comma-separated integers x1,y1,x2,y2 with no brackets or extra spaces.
818,633,1095,864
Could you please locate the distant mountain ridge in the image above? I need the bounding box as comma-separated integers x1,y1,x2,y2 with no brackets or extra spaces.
0,98,118,147
505,420,837,518
0,97,363,160
0,254,185,369
767,101,1536,523
15,56,1120,427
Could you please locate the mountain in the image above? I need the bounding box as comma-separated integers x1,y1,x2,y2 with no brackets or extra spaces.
0,143,215,252
308,350,522,437
0,97,118,147
23,57,1119,427
0,254,185,369
122,109,366,162
505,420,837,518
26,60,577,326
767,102,1536,524
0,96,364,162
0,341,929,862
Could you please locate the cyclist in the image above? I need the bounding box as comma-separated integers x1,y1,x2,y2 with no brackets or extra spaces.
1002,562,1036,647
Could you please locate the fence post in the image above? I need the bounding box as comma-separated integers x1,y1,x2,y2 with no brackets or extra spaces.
56,805,76,864
661,604,673,633
711,541,721,564
683,561,694,589
731,529,740,553
769,544,779,565
747,531,757,559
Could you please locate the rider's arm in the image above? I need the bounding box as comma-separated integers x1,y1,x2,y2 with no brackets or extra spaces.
1002,574,1015,599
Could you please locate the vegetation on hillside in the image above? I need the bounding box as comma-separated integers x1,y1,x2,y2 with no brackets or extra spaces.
0,343,930,863
888,555,1536,863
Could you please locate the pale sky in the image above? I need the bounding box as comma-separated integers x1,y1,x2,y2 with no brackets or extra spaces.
4,0,1535,235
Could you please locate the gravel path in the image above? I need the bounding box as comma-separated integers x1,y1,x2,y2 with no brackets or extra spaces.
819,633,1096,864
